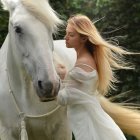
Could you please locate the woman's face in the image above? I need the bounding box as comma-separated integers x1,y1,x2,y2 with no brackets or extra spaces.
65,24,85,50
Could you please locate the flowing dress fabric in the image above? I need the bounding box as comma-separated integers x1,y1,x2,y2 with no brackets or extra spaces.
57,67,126,140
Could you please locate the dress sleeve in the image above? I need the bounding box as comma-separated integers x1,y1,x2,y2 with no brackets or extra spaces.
69,67,97,82
57,88,68,106
57,86,84,106
57,67,98,106
57,87,78,106
57,87,97,106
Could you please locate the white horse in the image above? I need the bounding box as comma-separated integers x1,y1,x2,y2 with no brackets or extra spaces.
0,0,76,139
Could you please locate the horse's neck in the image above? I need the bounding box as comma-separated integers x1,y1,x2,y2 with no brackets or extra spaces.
0,35,9,70
53,40,76,71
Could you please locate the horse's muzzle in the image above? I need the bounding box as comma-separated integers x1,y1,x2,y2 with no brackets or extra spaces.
36,79,61,102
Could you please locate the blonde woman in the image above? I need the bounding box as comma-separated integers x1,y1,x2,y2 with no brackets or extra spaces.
57,14,140,140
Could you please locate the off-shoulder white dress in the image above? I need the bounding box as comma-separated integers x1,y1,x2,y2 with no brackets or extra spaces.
57,65,126,140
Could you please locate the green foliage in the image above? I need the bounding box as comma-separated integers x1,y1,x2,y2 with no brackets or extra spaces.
0,4,8,47
50,0,97,19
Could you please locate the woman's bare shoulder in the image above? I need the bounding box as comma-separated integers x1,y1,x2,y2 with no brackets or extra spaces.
76,56,97,72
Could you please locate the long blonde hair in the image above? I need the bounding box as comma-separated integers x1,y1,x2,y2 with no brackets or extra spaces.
67,14,140,138
67,14,133,95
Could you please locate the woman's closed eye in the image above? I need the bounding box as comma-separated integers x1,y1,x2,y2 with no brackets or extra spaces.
69,33,75,37
66,32,75,37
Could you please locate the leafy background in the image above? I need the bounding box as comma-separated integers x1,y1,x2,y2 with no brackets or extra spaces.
0,0,140,140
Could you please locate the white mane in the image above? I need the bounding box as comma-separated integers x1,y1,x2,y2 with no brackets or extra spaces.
0,0,63,32
21,0,63,32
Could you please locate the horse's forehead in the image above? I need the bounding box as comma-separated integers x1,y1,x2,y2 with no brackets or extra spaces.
11,5,33,23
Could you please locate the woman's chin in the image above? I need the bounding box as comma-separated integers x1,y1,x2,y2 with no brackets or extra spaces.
66,44,72,48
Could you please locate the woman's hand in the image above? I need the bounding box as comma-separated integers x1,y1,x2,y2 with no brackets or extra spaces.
56,63,67,80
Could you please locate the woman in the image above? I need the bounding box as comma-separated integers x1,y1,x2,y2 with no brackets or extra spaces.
57,14,140,140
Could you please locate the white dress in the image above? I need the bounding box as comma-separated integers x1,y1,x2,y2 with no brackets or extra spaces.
57,65,126,140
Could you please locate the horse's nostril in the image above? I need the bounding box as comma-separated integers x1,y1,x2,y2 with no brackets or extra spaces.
37,80,59,99
38,81,43,89
58,79,61,90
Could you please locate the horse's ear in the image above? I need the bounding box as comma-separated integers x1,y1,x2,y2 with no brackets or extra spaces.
1,0,8,10
1,0,19,11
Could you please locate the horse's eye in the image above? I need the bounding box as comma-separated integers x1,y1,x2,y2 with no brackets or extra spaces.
14,26,22,34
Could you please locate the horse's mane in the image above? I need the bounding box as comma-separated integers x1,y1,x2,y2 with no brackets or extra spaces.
1,0,63,33
21,0,62,32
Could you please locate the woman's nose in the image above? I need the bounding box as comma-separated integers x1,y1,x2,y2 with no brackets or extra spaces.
64,34,69,40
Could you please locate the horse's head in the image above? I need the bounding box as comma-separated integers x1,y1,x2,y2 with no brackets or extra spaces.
1,0,62,101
